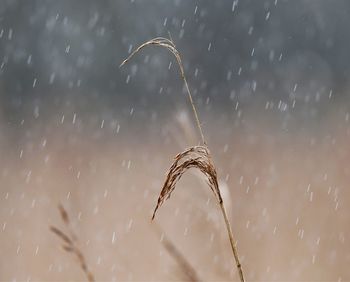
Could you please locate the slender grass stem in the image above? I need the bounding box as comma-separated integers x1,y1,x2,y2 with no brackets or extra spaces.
220,202,245,282
121,36,245,282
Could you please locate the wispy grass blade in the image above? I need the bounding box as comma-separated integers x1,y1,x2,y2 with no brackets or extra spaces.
121,36,245,282
120,37,205,145
50,204,95,282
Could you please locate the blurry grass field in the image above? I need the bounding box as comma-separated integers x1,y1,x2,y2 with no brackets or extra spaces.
0,110,349,280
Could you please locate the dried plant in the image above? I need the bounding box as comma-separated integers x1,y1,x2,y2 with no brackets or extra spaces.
152,146,221,219
50,204,95,282
121,37,245,282
120,37,205,145
153,223,201,282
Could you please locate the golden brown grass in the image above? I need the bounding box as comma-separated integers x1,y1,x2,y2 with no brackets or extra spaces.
121,36,245,282
50,204,95,282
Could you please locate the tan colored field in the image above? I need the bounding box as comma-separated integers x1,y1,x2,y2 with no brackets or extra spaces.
0,110,349,281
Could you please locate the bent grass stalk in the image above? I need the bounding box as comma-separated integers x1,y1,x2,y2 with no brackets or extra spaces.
50,204,95,282
153,222,201,282
121,37,245,282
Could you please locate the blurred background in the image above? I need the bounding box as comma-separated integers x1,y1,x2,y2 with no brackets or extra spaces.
0,0,349,281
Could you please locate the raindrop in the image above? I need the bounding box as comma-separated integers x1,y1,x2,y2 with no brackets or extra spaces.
329,89,333,99
232,0,239,12
248,26,253,35
254,177,259,185
27,55,32,65
34,105,39,118
26,171,32,183
307,184,311,193
293,84,298,92
8,28,13,40
184,227,188,236
298,229,304,239
127,219,133,231
32,78,37,88
223,144,228,152
252,81,257,92
128,44,133,53
127,160,131,170
227,70,232,80
49,73,55,84
93,205,99,214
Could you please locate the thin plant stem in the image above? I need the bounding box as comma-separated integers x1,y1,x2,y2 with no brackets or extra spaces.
181,72,206,146
120,37,205,145
220,202,245,282
121,36,245,282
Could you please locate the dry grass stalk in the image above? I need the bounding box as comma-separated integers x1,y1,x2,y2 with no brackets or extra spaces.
153,223,201,282
50,204,95,282
120,37,205,145
121,37,245,282
152,146,221,219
